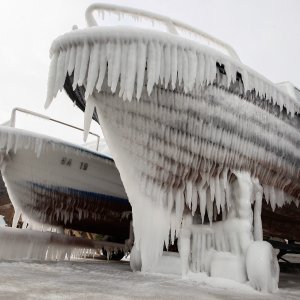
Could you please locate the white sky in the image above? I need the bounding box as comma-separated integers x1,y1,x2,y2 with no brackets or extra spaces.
0,0,299,142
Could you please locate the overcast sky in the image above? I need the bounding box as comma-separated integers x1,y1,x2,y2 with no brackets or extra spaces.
0,0,299,140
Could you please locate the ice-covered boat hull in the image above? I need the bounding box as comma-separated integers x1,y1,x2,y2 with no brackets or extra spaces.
46,25,300,202
67,83,300,241
91,83,300,244
0,127,131,240
46,4,300,290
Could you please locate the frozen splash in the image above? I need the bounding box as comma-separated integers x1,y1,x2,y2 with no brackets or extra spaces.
45,4,299,292
0,227,95,261
0,226,125,261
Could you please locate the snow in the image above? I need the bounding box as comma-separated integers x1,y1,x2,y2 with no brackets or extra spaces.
0,259,299,300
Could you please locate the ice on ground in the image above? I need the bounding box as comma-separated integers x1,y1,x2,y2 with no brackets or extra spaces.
0,259,298,300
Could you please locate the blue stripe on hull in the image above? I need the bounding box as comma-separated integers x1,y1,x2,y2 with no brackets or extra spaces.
29,181,129,205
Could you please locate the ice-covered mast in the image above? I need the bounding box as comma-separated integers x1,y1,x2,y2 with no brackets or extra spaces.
45,3,300,292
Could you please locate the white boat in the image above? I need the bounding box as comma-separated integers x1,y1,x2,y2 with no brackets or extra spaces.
46,3,300,291
0,108,131,242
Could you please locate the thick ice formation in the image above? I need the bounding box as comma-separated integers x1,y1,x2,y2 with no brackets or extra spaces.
246,241,279,292
46,27,300,115
46,6,299,291
0,227,125,261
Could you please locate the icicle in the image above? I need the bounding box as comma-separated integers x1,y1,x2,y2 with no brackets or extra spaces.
187,50,197,92
175,188,184,232
209,57,216,84
54,50,66,95
154,42,161,85
72,45,83,90
84,95,97,141
111,41,122,93
182,50,189,93
209,177,215,205
242,70,249,93
206,188,213,225
253,178,263,241
220,169,228,214
67,45,76,75
96,43,107,92
64,47,71,76
164,44,171,88
159,44,165,85
204,55,211,84
177,47,183,86
147,41,156,96
85,43,100,99
170,45,178,89
45,52,59,109
191,185,198,215
197,176,207,223
215,175,221,214
269,187,276,211
199,187,207,224
125,42,137,101
263,185,270,204
136,41,147,99
78,42,90,86
186,181,193,209
276,190,285,208
119,42,129,97
224,62,232,88
106,42,114,88
196,53,205,87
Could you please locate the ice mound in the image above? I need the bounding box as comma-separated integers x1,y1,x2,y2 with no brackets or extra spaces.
45,4,299,291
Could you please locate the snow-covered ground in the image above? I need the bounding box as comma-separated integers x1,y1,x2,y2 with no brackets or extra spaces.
0,259,298,300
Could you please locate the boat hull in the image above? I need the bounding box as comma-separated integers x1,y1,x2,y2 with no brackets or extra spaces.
45,10,299,288
0,127,131,241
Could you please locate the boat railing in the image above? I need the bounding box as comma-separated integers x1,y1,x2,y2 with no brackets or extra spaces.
85,3,240,61
8,107,100,151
